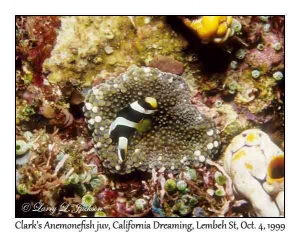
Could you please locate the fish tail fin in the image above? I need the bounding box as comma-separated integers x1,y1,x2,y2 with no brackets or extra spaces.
118,136,128,163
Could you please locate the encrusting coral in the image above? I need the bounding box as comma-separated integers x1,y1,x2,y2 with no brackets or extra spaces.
84,66,221,174
43,16,188,86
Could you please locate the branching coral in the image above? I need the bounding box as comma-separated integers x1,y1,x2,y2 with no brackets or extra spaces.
148,158,237,217
16,129,91,209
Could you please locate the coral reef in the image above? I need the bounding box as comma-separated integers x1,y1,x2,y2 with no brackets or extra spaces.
15,16,284,218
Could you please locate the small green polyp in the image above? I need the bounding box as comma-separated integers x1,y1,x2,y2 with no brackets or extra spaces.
235,49,247,60
90,178,100,189
176,180,187,191
16,140,29,156
257,44,264,51
23,131,33,141
94,210,106,217
273,71,283,81
231,19,242,33
17,183,27,195
273,42,282,51
251,70,260,79
215,100,223,108
263,24,271,32
189,196,198,206
134,198,147,212
68,173,80,184
215,175,227,186
230,61,238,70
179,204,191,216
259,16,270,23
215,188,225,197
228,81,238,92
81,193,95,207
164,179,177,192
183,168,198,181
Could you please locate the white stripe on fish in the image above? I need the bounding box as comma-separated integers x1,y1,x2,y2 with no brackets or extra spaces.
130,101,156,115
109,117,137,135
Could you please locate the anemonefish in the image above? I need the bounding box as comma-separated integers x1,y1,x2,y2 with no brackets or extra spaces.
109,97,158,163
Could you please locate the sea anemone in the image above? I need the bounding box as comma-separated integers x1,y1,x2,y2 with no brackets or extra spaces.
83,67,220,174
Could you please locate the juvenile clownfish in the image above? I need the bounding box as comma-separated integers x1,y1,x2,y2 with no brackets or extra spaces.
109,97,158,163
